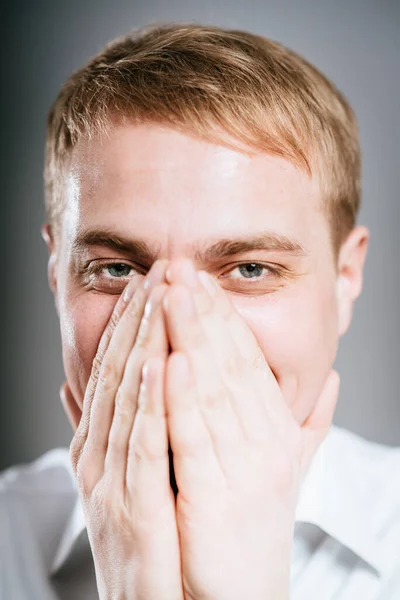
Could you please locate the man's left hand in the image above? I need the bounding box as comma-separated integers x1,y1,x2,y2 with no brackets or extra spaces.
163,259,340,600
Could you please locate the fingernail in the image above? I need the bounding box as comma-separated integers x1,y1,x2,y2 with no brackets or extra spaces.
142,361,149,385
144,260,166,291
144,287,163,318
123,282,135,302
165,266,173,284
198,271,217,296
123,275,145,303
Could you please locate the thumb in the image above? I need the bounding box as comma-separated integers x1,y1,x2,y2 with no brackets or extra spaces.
300,369,340,477
60,381,82,432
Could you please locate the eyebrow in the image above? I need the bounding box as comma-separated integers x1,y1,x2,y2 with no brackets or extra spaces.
71,228,308,264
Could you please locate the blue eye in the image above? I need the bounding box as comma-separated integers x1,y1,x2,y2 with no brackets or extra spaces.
237,263,264,279
228,263,271,282
82,260,142,294
106,263,132,278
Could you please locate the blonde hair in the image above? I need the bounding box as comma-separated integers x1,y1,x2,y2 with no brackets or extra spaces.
45,22,361,255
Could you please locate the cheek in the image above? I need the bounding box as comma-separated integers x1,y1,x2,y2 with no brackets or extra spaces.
59,288,117,408
232,283,339,423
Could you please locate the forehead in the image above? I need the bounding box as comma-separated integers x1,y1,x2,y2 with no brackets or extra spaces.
65,123,328,256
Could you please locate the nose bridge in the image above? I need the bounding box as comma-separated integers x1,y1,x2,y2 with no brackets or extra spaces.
164,229,197,264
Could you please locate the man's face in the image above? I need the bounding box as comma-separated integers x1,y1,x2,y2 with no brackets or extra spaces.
50,123,363,427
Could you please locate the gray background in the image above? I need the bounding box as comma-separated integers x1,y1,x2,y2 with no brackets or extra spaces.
1,0,399,471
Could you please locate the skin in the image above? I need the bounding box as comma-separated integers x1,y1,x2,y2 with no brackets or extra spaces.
42,122,369,599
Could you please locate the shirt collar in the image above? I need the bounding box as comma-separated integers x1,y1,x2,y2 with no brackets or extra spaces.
51,492,87,575
295,424,383,576
51,424,383,577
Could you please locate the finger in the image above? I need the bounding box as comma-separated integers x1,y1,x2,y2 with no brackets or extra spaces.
73,260,168,484
163,284,247,479
105,283,169,481
70,284,133,474
125,356,184,599
167,258,277,394
74,283,131,444
167,259,266,368
165,351,227,503
166,264,281,445
169,263,240,368
301,370,340,476
126,356,176,519
194,268,296,443
85,262,168,453
195,269,279,440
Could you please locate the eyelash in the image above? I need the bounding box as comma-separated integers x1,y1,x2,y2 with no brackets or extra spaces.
221,262,283,283
84,260,284,287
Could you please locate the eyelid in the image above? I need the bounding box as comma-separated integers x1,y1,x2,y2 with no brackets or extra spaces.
86,259,142,275
220,261,283,278
84,259,285,282
214,265,286,292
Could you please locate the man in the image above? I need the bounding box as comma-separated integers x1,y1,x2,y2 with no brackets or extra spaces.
1,22,399,600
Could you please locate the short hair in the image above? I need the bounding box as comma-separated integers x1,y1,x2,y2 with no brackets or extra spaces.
44,22,361,256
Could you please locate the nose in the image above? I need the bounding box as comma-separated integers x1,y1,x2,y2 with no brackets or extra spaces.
165,257,199,287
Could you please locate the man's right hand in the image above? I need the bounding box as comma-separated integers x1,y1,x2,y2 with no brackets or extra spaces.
67,260,184,600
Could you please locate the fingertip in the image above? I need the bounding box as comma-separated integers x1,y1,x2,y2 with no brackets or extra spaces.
59,382,66,403
198,270,218,297
156,258,171,282
333,369,341,387
303,369,341,435
329,369,341,401
165,265,173,284
143,355,165,383
162,282,184,313
162,284,173,312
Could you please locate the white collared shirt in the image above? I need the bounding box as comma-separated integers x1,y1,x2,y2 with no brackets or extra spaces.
1,424,399,600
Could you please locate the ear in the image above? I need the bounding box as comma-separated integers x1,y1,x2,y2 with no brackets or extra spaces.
336,225,369,336
60,381,82,431
41,223,59,316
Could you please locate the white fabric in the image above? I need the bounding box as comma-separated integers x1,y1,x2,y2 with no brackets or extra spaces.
1,424,399,600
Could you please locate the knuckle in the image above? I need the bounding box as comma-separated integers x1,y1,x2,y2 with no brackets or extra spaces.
113,385,133,423
203,391,218,410
129,439,165,464
134,323,151,350
88,486,118,532
202,386,229,411
224,354,243,377
90,354,103,382
252,350,266,370
74,449,104,499
85,485,134,546
124,292,143,322
74,456,92,499
89,487,104,518
186,325,204,351
91,481,112,514
98,358,118,391
108,309,120,332
69,435,84,473
114,384,128,413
